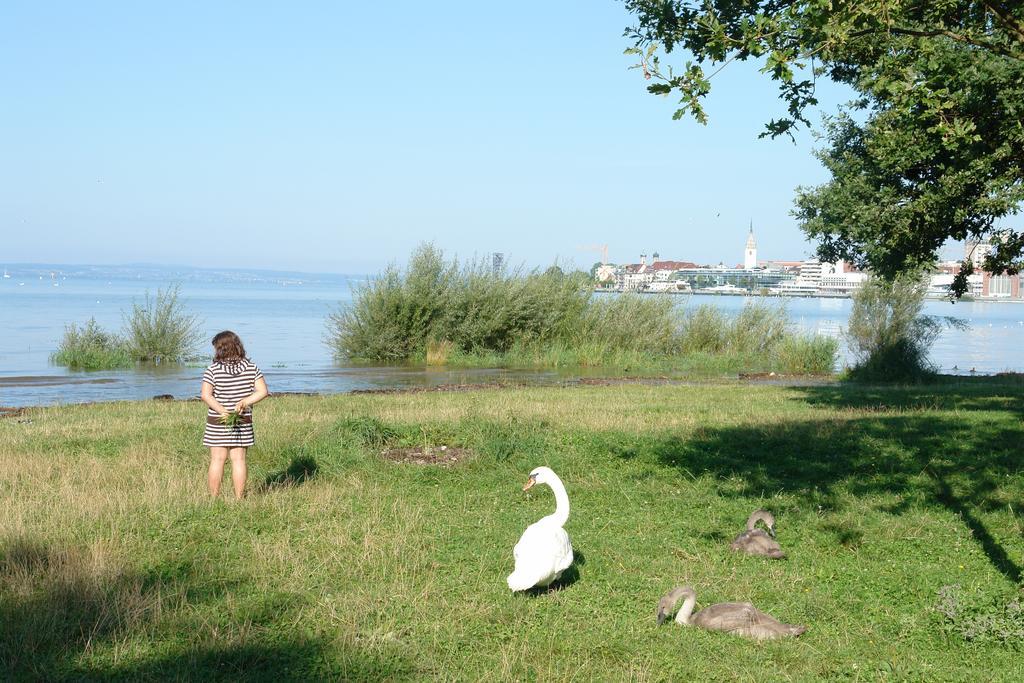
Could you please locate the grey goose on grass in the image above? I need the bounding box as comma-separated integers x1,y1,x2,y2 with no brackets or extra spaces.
730,509,786,559
656,586,806,640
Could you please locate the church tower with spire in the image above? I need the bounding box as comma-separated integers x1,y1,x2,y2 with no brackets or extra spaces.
744,222,757,269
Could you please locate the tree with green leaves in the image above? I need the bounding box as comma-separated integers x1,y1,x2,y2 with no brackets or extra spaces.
623,1,1024,296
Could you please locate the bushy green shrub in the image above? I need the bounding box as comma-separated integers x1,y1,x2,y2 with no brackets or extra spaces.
580,294,681,355
773,335,840,375
54,284,202,370
327,245,456,362
123,285,203,363
441,261,592,352
679,302,794,356
326,244,606,360
846,275,942,382
678,304,729,354
51,318,133,370
729,302,789,354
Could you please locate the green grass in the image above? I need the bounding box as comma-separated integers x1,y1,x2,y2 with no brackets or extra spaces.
3,378,1024,680
423,338,838,377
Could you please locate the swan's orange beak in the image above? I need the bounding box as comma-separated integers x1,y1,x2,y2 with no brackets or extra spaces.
522,477,536,491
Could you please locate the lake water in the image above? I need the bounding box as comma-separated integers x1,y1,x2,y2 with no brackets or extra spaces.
2,265,1022,407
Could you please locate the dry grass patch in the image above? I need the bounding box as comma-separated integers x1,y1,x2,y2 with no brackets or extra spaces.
380,445,474,466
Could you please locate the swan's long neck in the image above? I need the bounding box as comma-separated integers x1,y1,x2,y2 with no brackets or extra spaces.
675,593,697,626
747,510,770,531
544,475,570,527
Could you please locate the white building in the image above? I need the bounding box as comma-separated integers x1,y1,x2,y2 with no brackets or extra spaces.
595,264,617,283
744,227,757,269
966,240,993,269
798,259,825,285
988,274,1014,297
928,273,955,297
928,271,984,298
618,256,653,291
778,258,865,295
819,271,868,295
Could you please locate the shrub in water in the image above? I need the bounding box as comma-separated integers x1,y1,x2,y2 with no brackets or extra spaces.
580,294,681,355
444,264,592,352
679,302,793,357
728,302,789,354
425,339,454,366
679,304,729,354
327,244,456,362
846,275,945,382
123,285,203,363
326,244,601,361
51,318,133,370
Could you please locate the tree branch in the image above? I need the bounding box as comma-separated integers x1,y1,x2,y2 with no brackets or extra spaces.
849,25,1022,61
980,1,1024,47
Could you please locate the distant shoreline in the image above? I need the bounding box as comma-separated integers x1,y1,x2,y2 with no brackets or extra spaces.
594,289,1024,303
0,262,366,284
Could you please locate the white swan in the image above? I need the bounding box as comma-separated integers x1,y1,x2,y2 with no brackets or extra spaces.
507,466,574,591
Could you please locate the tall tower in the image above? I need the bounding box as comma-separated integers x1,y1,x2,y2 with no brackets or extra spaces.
744,222,757,269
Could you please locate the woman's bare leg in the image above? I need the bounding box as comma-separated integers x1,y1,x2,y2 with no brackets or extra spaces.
229,447,248,499
208,447,229,496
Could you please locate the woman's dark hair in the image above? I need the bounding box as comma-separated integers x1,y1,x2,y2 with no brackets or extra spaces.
212,330,246,363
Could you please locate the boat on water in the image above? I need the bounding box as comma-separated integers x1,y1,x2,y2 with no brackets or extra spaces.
702,283,747,295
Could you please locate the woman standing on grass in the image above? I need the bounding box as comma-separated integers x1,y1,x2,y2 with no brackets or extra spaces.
201,330,269,499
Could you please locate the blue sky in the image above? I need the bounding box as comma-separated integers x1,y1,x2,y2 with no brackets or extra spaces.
3,1,874,274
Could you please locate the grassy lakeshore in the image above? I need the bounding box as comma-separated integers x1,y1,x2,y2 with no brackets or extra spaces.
326,244,839,377
3,379,1024,680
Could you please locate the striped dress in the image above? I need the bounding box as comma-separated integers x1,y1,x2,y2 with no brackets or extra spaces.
201,359,264,447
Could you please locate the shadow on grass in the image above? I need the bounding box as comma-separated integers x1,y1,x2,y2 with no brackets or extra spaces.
0,538,223,680
89,640,413,682
623,382,1024,584
797,378,1024,418
521,548,586,597
695,530,729,543
820,522,864,549
258,455,319,493
0,537,411,681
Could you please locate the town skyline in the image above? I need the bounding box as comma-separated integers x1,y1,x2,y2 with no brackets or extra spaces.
591,227,1021,300
586,224,968,271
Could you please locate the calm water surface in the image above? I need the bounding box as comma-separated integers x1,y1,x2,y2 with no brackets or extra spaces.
1,266,1022,407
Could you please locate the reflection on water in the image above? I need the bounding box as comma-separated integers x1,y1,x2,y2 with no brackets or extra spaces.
2,272,1023,406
